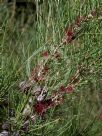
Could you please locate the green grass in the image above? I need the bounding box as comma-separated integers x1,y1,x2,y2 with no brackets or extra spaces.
0,0,102,136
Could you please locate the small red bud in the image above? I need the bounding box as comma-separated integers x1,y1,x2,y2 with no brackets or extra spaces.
42,51,49,57
65,85,74,93
91,10,97,17
60,86,66,92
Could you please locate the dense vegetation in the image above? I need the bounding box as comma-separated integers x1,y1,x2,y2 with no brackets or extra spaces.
0,0,102,136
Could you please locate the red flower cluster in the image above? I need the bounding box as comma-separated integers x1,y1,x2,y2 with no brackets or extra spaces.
60,85,74,93
34,99,54,115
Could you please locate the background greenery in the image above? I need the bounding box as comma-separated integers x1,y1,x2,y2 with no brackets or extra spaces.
0,0,102,135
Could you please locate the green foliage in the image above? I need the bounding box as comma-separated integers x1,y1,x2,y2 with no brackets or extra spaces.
0,0,102,135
